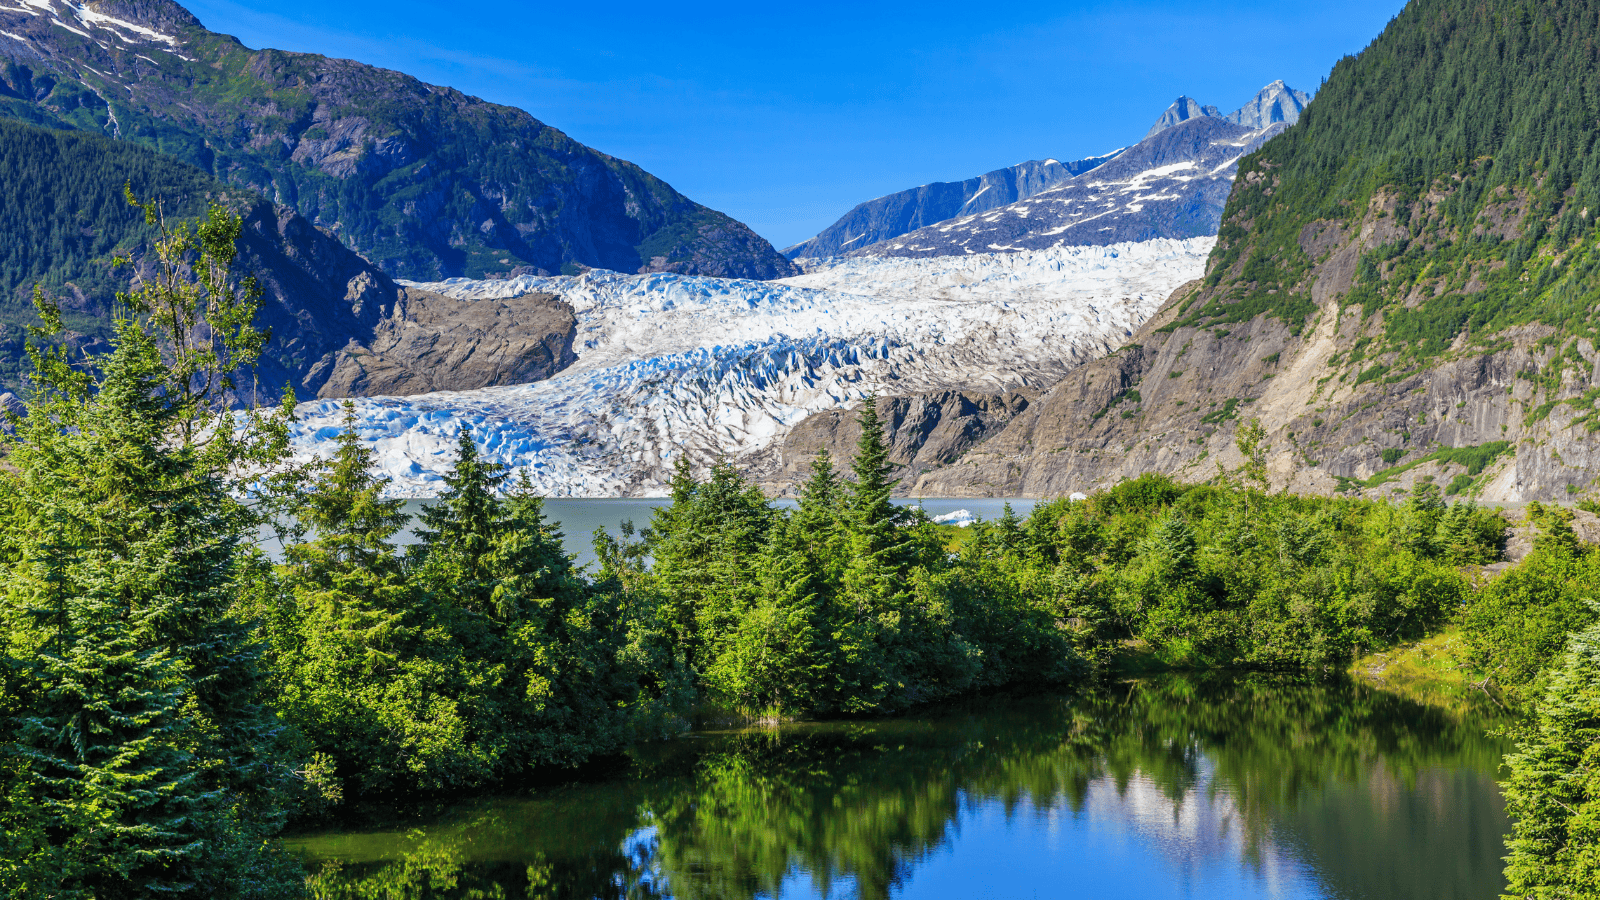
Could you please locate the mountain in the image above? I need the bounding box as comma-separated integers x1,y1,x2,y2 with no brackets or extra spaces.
783,151,1122,259
0,115,577,402
851,117,1284,258
1224,80,1312,130
0,0,796,281
910,0,1600,503
1143,81,1312,138
1145,97,1221,139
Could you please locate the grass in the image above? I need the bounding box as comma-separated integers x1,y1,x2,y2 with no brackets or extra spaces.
1346,627,1507,720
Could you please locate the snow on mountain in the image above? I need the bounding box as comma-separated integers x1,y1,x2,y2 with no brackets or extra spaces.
287,238,1214,497
854,118,1281,259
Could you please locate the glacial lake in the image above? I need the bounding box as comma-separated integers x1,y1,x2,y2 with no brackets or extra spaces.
347,497,1040,568
288,674,1512,900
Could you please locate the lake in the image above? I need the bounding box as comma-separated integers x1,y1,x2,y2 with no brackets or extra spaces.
328,497,1040,568
288,674,1512,900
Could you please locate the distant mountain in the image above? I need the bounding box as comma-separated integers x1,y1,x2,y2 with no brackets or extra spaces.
794,82,1310,262
0,0,797,281
1145,81,1312,138
783,150,1122,259
1224,80,1312,130
851,117,1285,258
1145,97,1222,139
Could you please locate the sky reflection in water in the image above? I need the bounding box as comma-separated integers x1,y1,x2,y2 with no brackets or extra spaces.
291,674,1511,900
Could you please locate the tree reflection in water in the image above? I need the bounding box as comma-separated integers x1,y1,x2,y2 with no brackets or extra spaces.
293,674,1511,900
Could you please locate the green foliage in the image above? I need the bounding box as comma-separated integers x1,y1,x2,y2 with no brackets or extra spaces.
260,421,691,804
0,118,230,392
996,475,1504,670
1460,525,1600,710
0,200,299,897
1205,0,1600,365
643,400,1082,718
1502,619,1600,898
1347,440,1512,492
1200,398,1241,424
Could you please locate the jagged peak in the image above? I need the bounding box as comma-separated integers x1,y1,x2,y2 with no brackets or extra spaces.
84,0,200,31
1224,80,1313,130
1145,96,1223,140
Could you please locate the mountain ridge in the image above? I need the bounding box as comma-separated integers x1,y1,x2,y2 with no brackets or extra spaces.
783,151,1122,260
851,117,1285,258
0,0,797,281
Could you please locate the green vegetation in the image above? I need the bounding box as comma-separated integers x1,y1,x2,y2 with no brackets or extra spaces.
1338,440,1512,493
1200,0,1600,372
1200,398,1241,424
0,118,236,391
0,200,300,897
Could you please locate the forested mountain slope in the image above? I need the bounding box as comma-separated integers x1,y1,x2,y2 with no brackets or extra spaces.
914,0,1600,503
0,0,796,281
0,117,576,401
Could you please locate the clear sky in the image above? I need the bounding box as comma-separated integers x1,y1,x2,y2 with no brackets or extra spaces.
182,0,1406,250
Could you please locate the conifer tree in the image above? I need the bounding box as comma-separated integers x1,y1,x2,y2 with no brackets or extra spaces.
0,198,297,897
269,402,429,800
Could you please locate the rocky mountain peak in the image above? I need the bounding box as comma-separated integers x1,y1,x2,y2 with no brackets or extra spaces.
86,0,201,31
1224,80,1312,130
1145,96,1223,139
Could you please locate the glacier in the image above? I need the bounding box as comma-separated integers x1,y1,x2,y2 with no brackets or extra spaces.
287,238,1214,497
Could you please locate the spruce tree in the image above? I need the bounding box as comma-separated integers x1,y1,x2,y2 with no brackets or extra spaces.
0,199,297,897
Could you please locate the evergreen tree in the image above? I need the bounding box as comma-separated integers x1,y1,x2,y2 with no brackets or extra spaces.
0,199,298,897
1503,618,1600,898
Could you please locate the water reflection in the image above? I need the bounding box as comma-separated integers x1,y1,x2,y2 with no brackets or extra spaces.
291,675,1511,900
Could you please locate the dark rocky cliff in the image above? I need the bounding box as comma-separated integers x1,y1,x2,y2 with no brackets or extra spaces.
761,390,1033,496
0,0,796,281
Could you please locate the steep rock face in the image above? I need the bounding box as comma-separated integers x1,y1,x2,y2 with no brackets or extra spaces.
1224,80,1311,130
0,0,796,281
913,0,1600,503
784,152,1121,259
764,390,1033,495
855,118,1284,258
318,288,576,399
1145,97,1222,139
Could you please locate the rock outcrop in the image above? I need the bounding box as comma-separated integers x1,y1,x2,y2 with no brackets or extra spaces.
764,390,1034,495
911,192,1600,504
1224,80,1312,130
1145,97,1222,139
318,288,576,399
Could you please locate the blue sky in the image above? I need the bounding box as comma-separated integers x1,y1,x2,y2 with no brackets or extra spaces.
184,0,1406,249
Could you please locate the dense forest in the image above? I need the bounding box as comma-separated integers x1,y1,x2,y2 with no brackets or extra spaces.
1196,0,1600,363
1,204,1599,897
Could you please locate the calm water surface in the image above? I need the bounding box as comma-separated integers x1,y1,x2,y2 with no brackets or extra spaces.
288,675,1511,900
382,497,1037,567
